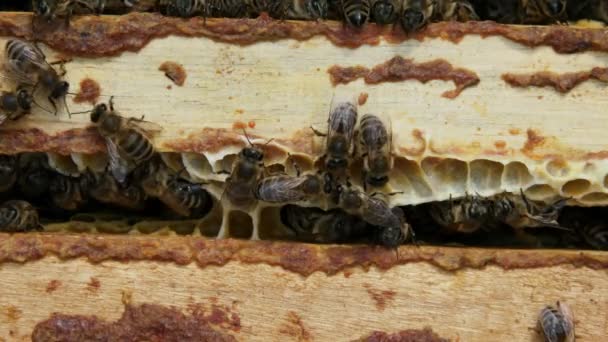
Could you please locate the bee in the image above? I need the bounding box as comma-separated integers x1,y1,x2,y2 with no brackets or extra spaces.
140,158,212,218
438,0,479,21
89,98,159,184
88,171,147,211
375,207,411,247
523,0,567,24
208,0,248,17
340,0,371,27
17,153,52,202
400,0,436,32
255,162,322,203
280,205,371,243
158,0,208,17
0,200,41,233
0,155,17,193
49,173,90,211
479,0,525,24
0,87,35,125
537,301,575,342
578,222,608,250
4,39,70,115
33,0,138,21
313,99,358,198
247,0,289,18
429,194,493,233
222,134,266,210
359,114,392,189
288,0,329,19
338,186,414,245
371,0,398,24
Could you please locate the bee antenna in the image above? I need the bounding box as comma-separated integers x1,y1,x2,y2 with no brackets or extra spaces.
242,128,253,146
264,138,275,146
63,96,72,118
69,109,94,115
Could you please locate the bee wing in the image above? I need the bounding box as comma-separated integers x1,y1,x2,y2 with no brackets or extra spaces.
274,176,310,202
127,118,163,138
5,59,37,86
106,138,135,184
0,113,7,126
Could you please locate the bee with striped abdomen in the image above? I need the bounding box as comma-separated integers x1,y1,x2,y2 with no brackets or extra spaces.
4,39,70,115
255,174,322,204
158,0,208,17
49,173,90,211
0,155,17,193
246,0,289,18
208,0,248,17
89,98,159,184
359,114,392,190
341,0,371,27
288,0,329,19
537,301,575,342
400,0,436,32
88,171,147,211
33,0,138,22
0,200,41,233
523,0,567,24
371,0,398,24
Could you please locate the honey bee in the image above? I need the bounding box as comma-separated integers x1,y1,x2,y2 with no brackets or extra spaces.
0,200,41,233
566,0,607,22
33,0,138,21
158,0,208,17
280,205,371,243
141,158,212,218
523,0,567,24
255,172,322,204
88,171,147,211
429,191,569,233
4,39,71,116
247,0,289,18
438,0,479,21
208,0,248,17
89,98,159,184
338,186,413,244
340,0,371,27
49,173,90,211
578,222,608,250
371,0,398,24
537,301,575,342
288,0,329,19
0,87,35,125
375,207,411,247
17,153,52,202
359,114,392,189
400,0,436,32
313,99,358,198
222,135,267,210
0,155,17,193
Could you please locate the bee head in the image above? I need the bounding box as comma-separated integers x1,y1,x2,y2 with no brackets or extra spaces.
372,0,396,25
50,80,70,100
17,89,32,111
33,0,52,18
377,225,403,248
366,174,389,187
306,0,328,19
1,93,18,112
400,8,428,32
468,199,490,220
90,103,107,123
493,197,513,219
540,0,566,18
242,147,264,162
326,157,348,170
346,9,368,28
340,188,362,210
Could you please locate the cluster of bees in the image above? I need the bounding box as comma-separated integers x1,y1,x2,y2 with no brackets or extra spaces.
15,0,608,32
0,37,607,251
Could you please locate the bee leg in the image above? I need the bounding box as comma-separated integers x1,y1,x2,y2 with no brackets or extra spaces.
287,153,302,177
109,96,115,111
216,206,230,239
310,125,327,137
48,96,59,116
250,206,262,240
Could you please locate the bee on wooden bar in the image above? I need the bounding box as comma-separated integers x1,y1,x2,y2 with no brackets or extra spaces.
88,171,147,211
438,0,479,21
89,98,159,184
33,0,138,21
400,0,436,32
49,173,90,211
0,87,34,125
313,98,358,199
4,39,70,116
359,114,392,190
255,174,322,204
0,155,17,193
537,301,575,342
158,0,208,17
371,0,398,24
0,200,41,233
288,0,329,19
140,158,212,218
429,194,492,233
340,0,371,27
338,186,414,245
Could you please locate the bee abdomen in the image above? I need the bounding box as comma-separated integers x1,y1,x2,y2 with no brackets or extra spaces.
539,306,569,341
0,200,39,232
342,0,371,27
119,130,154,163
360,114,388,150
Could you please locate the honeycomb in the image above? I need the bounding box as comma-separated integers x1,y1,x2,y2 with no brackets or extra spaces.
1,15,608,244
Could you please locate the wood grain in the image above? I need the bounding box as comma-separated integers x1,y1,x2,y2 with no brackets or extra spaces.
0,256,607,341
